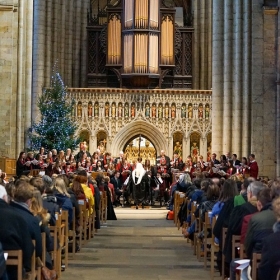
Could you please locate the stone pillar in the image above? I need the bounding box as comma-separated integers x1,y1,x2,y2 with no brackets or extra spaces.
199,0,206,89
60,0,66,76
73,0,82,87
193,0,199,89
81,2,88,87
44,0,52,86
242,0,251,157
222,0,233,153
277,0,280,176
211,0,224,156
24,0,34,149
193,0,212,90
207,0,212,89
17,0,25,155
66,0,74,86
32,0,46,121
182,137,187,160
259,8,277,177
250,1,264,170
232,0,242,158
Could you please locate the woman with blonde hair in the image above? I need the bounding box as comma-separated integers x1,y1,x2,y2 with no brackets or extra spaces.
30,190,54,269
53,177,73,225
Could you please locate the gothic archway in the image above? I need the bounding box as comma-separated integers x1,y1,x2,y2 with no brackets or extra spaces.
123,135,157,165
112,120,168,159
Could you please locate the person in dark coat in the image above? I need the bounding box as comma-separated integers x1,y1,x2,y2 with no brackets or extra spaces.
16,151,26,178
10,180,42,258
0,186,34,280
213,179,239,276
258,196,280,280
127,158,149,209
96,173,117,220
90,178,100,229
30,176,59,226
223,181,265,264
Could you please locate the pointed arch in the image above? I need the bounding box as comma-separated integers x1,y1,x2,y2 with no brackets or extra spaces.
112,120,168,156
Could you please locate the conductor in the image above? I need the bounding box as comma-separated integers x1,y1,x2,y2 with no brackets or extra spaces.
127,157,149,209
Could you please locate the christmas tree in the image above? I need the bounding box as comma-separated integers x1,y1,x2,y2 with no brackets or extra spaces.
30,72,80,152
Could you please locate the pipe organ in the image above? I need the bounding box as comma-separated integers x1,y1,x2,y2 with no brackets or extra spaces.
87,0,193,89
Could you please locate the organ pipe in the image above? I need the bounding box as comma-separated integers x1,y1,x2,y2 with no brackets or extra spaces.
161,16,174,65
107,15,121,64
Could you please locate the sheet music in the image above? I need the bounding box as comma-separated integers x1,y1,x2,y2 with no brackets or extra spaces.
123,176,130,186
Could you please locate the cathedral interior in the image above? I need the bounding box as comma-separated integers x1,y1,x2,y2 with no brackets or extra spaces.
0,0,280,179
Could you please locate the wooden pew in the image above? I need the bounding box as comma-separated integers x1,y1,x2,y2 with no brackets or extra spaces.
5,249,23,280
252,252,261,280
203,212,212,268
221,227,228,280
48,219,58,275
61,210,69,268
210,216,219,280
68,207,77,258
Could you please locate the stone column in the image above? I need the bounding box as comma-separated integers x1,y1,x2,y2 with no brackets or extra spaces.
32,0,46,121
24,0,34,149
66,0,74,86
232,0,242,158
17,0,25,155
261,11,277,176
44,0,53,86
199,0,206,89
277,0,280,176
193,0,212,90
61,0,66,76
250,1,264,169
242,0,251,157
81,2,88,87
193,0,199,89
222,0,233,153
182,137,187,160
73,0,82,87
211,0,224,156
207,0,212,89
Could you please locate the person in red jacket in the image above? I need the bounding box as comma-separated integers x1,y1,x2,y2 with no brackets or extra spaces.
248,154,259,179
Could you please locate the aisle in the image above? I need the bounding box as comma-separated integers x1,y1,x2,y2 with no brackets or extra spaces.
61,208,210,280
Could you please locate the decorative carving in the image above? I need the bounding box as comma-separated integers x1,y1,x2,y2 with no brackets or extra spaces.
99,26,107,54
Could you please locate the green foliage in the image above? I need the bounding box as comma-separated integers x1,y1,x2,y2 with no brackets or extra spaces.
29,72,80,152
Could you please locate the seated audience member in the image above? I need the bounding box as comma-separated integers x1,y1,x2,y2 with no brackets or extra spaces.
224,181,265,265
88,178,101,230
4,181,16,203
10,180,42,258
229,188,273,280
60,174,80,228
41,175,60,226
99,174,117,220
110,170,122,205
213,179,239,275
75,170,94,214
244,187,276,259
0,185,34,280
53,177,73,225
30,190,54,269
258,196,280,280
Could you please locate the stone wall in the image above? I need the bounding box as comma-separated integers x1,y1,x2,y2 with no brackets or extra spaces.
0,0,33,158
212,0,278,179
193,0,212,90
32,0,89,121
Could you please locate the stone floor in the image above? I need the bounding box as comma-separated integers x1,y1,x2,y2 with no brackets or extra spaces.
61,207,216,280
